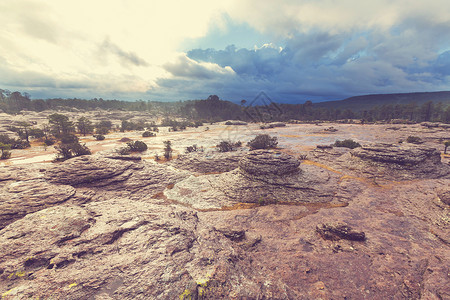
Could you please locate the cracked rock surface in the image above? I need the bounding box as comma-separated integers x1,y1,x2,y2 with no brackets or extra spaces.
1,139,449,299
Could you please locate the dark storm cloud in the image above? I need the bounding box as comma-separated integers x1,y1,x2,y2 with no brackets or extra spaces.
158,17,450,103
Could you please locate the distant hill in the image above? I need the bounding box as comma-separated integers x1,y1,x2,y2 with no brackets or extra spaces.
314,91,450,111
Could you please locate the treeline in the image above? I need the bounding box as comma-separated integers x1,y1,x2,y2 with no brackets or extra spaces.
1,89,449,123
275,101,450,123
0,89,180,115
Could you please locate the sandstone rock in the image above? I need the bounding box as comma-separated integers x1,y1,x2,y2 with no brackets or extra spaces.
0,176,76,230
165,150,347,209
239,150,300,176
349,143,450,179
316,223,366,241
1,121,450,299
168,150,243,174
437,188,450,205
44,155,188,198
45,155,137,186
224,120,247,125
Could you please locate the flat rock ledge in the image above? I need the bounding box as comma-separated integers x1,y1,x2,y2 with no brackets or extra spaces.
349,143,450,179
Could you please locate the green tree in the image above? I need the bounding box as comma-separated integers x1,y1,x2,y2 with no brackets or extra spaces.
77,117,93,136
16,121,32,142
48,113,74,138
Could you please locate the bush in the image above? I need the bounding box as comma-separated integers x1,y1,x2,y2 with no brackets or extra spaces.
1,150,11,159
216,141,242,152
333,139,361,149
0,134,30,149
164,140,173,160
11,140,30,149
94,134,105,141
217,141,234,152
44,138,56,146
406,136,422,144
247,134,278,150
60,134,78,144
0,142,11,160
127,140,148,152
54,141,91,161
142,131,155,137
185,144,198,153
96,127,110,135
118,147,131,155
443,140,450,154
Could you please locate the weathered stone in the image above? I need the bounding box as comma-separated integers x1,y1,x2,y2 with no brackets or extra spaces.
45,155,138,185
1,121,450,299
349,143,450,179
316,223,366,241
437,188,450,205
165,151,346,209
44,155,188,199
168,150,243,174
239,150,300,176
0,178,75,229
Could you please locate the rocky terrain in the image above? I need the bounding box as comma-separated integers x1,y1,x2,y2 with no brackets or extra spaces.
0,117,449,299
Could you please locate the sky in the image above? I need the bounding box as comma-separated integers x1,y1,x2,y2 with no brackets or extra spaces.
1,0,450,103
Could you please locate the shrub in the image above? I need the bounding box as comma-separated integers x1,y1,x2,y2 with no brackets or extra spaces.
444,140,450,154
0,134,30,149
216,141,242,152
11,140,30,149
44,138,56,146
406,136,422,144
94,134,105,141
333,139,361,149
0,142,12,160
96,127,110,135
164,140,173,160
185,144,198,153
142,131,155,137
1,150,11,159
247,134,278,150
127,140,148,152
217,141,234,152
60,134,79,144
118,147,131,155
54,141,91,161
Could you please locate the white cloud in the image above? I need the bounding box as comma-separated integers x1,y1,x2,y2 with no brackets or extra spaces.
0,0,234,96
163,55,235,79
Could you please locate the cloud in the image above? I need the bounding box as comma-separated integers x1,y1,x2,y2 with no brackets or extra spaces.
100,38,149,67
163,55,235,79
1,0,450,102
226,0,450,36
